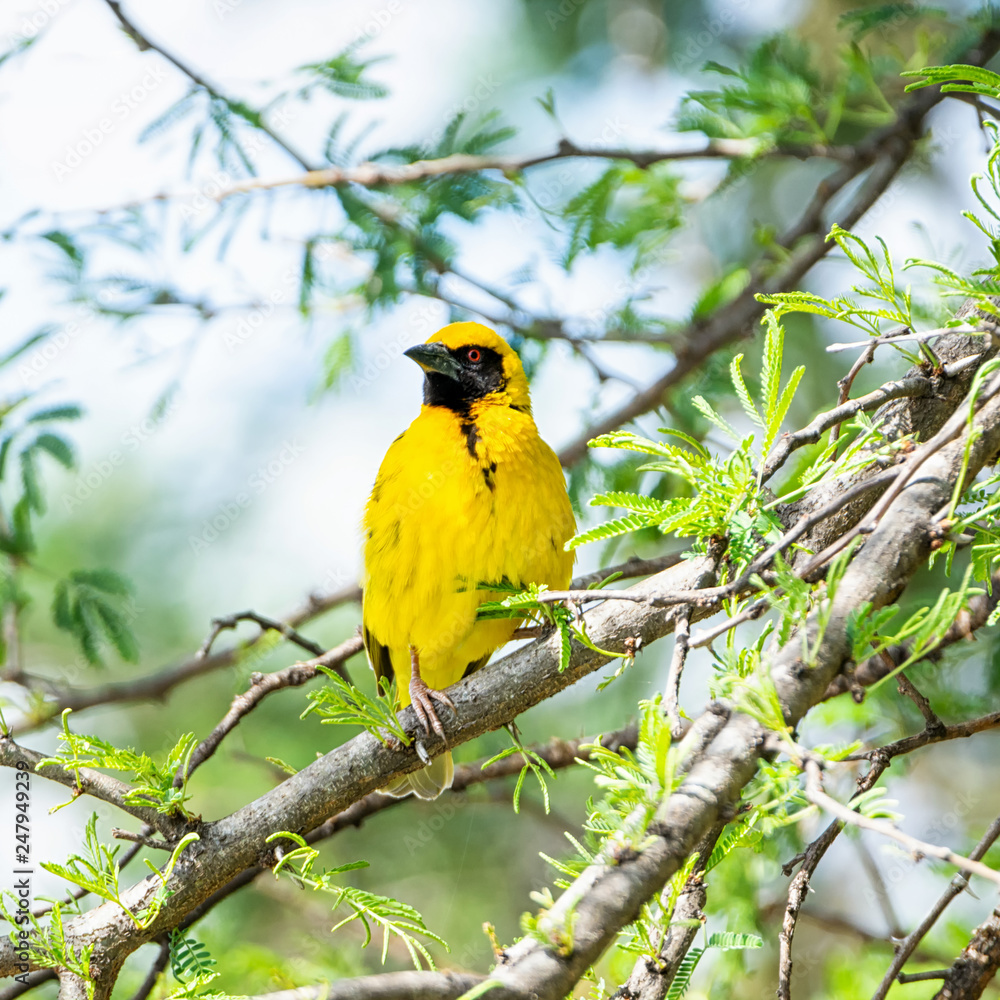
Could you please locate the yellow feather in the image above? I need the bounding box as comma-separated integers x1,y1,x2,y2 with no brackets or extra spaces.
361,323,575,796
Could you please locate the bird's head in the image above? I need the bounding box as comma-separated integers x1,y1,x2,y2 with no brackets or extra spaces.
404,322,532,414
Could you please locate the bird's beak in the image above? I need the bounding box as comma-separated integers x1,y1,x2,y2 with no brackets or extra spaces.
404,342,462,381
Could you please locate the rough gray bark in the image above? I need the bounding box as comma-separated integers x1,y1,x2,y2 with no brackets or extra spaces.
4,335,1000,999
932,907,1000,1000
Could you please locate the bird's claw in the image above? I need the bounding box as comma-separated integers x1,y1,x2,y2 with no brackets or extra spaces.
409,675,455,740
414,739,433,766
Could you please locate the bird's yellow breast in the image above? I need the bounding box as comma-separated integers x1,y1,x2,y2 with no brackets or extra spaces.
362,401,575,702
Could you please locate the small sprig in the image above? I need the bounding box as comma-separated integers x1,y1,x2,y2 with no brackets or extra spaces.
301,666,410,746
37,709,196,817
266,831,446,969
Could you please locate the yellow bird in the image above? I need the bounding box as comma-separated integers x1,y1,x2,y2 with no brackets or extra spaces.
362,322,575,799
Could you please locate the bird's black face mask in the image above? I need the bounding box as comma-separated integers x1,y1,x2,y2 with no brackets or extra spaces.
404,342,507,412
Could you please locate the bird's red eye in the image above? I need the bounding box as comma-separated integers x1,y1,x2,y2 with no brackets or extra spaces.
467,348,482,363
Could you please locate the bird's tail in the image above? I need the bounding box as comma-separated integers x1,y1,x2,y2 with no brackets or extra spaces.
380,751,454,800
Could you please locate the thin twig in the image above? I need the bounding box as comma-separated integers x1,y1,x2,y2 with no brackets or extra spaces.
871,812,1000,1000
663,609,691,740
804,759,1000,889
760,374,932,483
845,710,1000,764
896,970,950,983
195,611,325,662
111,829,174,851
894,672,943,733
778,755,889,1000
830,338,881,447
825,324,981,353
113,138,855,208
10,582,361,734
174,635,365,788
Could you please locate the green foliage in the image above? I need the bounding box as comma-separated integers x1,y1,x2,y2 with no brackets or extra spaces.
481,728,557,814
758,224,914,338
297,44,390,101
267,831,446,969
540,698,682,891
903,61,1000,100
571,312,801,571
664,933,764,1000
302,666,411,746
170,930,217,982
1,896,95,998
51,568,139,666
476,579,630,675
560,163,683,268
0,396,80,555
37,709,196,817
676,34,897,147
37,814,197,931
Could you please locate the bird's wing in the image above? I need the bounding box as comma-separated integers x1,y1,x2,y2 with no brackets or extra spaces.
363,622,395,697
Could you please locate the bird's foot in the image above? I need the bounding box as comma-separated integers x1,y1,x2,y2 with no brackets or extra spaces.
408,673,455,740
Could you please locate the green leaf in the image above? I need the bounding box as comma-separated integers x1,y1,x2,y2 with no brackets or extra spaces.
68,569,133,596
320,331,354,392
566,514,647,550
730,353,762,427
33,432,75,469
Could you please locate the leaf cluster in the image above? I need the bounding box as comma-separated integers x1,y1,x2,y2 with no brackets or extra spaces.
37,709,196,818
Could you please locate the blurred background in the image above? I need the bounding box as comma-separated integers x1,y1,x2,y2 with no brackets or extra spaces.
2,1,1000,997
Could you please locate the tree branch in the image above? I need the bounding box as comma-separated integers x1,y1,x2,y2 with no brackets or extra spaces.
803,758,1000,889
9,583,361,735
175,138,857,202
556,30,1000,466
0,736,186,840
931,905,1000,1000
871,813,1000,1000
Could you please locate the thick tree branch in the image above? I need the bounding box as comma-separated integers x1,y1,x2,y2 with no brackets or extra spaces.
0,737,186,840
